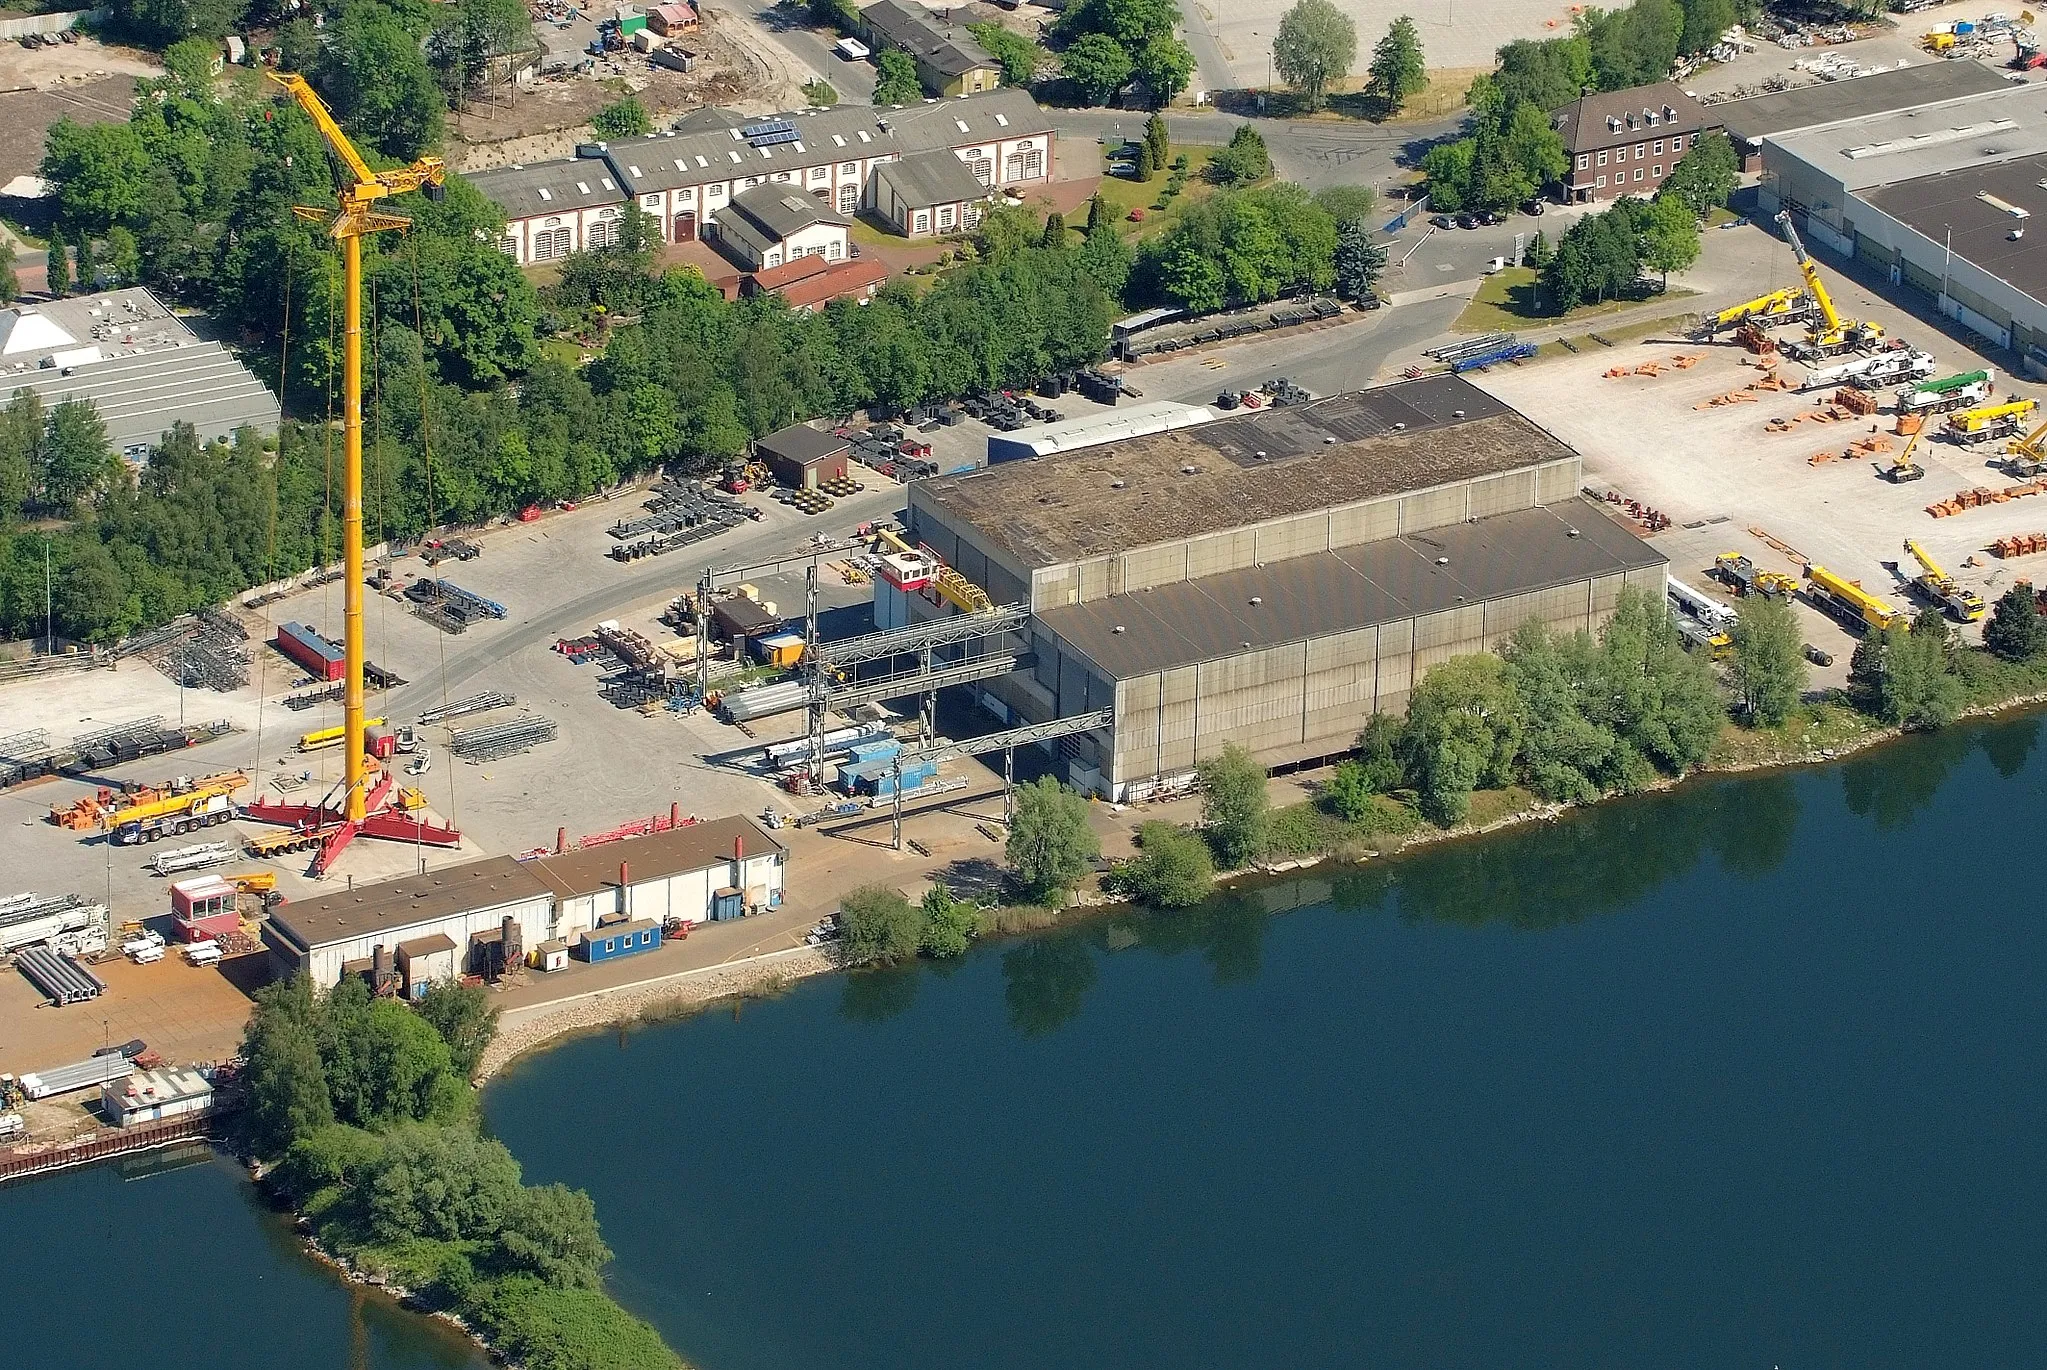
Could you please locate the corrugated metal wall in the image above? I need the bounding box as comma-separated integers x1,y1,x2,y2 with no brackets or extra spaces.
1107,569,1640,789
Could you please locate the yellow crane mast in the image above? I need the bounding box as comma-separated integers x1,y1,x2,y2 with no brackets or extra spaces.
1774,211,1883,357
2007,417,2047,476
1690,286,1810,339
1884,428,1927,483
1903,539,1986,622
242,75,462,874
1805,564,1909,632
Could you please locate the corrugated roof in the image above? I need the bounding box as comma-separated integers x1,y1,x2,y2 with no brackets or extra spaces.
1036,500,1665,679
522,815,787,901
860,0,996,77
886,87,1051,149
756,421,850,465
0,340,280,454
727,181,848,240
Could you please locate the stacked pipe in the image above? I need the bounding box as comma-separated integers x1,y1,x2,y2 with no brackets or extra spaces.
450,714,558,761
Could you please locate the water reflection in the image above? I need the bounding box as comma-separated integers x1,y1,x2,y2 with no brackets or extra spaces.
1001,937,1098,1037
1978,714,2039,779
841,965,921,1023
1841,726,1975,831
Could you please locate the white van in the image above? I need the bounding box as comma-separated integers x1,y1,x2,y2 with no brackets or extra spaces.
834,36,870,60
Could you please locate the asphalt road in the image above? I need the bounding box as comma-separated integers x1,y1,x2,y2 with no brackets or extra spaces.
751,0,878,101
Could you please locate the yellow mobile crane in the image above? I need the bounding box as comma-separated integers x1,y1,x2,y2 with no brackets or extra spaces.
1805,564,1909,632
1903,539,1987,622
1774,211,1884,359
2006,417,2047,476
1884,427,1927,483
240,75,462,875
1946,397,2036,439
1689,286,1810,340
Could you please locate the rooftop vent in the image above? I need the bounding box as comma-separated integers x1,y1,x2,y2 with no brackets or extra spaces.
1436,556,1450,566
1248,596,1262,606
1112,625,1125,634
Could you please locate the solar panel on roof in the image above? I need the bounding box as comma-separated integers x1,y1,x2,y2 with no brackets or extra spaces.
748,129,801,148
742,119,795,138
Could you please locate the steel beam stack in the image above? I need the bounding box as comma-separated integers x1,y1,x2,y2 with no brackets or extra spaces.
416,691,515,725
449,715,558,761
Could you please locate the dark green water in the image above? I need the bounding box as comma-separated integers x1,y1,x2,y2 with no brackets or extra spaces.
4,720,2044,1368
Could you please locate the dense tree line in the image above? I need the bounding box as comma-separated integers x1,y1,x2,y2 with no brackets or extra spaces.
244,977,680,1370
1536,192,1699,309
1053,0,1195,108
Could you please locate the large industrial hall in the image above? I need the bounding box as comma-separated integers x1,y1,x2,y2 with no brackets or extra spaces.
901,375,1667,799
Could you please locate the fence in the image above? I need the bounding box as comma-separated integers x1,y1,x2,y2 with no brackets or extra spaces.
0,1112,216,1187
0,9,103,39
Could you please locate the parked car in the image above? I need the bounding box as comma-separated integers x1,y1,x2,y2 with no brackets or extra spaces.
1475,209,1501,225
1455,213,1479,229
1521,198,1547,216
1429,213,1456,230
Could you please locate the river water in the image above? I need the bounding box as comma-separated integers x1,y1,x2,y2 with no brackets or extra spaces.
7,721,2046,1367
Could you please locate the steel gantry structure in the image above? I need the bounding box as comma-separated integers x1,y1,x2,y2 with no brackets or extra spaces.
879,709,1115,849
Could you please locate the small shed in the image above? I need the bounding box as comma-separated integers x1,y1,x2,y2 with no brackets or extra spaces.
170,875,240,944
577,916,661,962
533,938,570,973
277,621,344,682
752,631,805,668
101,1067,213,1128
395,933,459,999
711,593,783,645
647,1,698,35
614,5,648,34
754,423,851,489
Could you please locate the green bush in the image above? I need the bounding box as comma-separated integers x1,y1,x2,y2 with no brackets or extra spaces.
839,884,924,965
467,1276,683,1370
1116,821,1215,907
919,884,979,958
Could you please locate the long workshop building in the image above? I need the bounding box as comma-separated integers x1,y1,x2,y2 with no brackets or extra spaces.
900,375,1667,799
264,816,789,990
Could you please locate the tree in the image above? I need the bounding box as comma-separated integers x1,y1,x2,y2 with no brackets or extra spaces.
41,119,152,235
364,1122,524,1244
73,235,98,292
41,400,113,509
1679,0,1737,56
1133,34,1195,106
1419,139,1474,212
498,1183,613,1289
1662,131,1740,219
918,884,978,958
104,227,140,286
592,95,652,139
840,884,924,965
1586,0,1682,91
1542,203,1641,310
1134,140,1155,179
1639,191,1701,288
416,981,499,1079
358,998,468,1127
1490,36,1593,112
1206,123,1270,186
808,0,858,29
1730,595,1808,726
1198,742,1269,868
44,226,70,297
1057,0,1180,49
1086,193,1111,234
1145,112,1170,170
1405,653,1525,825
323,1,447,161
873,47,924,103
1116,821,1215,907
1851,617,1963,730
1500,99,1567,198
1273,0,1357,108
1364,15,1426,115
1984,583,2047,662
1591,584,1724,776
1006,775,1100,900
1145,182,1337,310
1062,32,1134,105
242,979,334,1159
1078,220,1132,299
1040,210,1067,247
968,22,1040,86
278,17,322,70
1313,184,1374,225
1332,218,1385,300
1524,227,1553,269
1322,718,1405,818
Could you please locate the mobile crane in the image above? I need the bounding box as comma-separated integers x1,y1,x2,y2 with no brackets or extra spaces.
1903,539,1986,622
2005,416,2047,476
1713,552,1800,599
1689,286,1811,340
1805,564,1909,632
1884,427,1927,483
1774,210,1884,360
1946,397,2036,440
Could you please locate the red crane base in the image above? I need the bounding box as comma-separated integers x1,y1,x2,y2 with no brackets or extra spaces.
243,771,461,876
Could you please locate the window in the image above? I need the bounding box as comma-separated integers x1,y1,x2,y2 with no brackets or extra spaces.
840,161,857,174
969,155,994,185
1598,150,1608,166
1577,154,1589,171
912,209,930,233
709,182,726,198
495,235,517,257
1634,143,1644,160
678,187,694,202
770,171,789,182
1653,139,1663,155
1633,167,1643,181
826,240,842,260
1652,164,1661,177
1596,175,1606,189
809,165,828,181
532,226,571,260
838,184,858,213
641,195,661,210
745,176,763,187
938,204,956,229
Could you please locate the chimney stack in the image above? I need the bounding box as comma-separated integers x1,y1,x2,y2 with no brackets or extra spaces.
670,801,681,828
556,826,567,854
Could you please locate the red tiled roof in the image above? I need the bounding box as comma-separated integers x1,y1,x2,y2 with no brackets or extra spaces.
772,258,889,311
748,254,835,293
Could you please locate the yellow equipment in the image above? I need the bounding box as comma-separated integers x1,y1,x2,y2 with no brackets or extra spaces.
1692,286,1809,339
267,72,444,825
101,771,248,829
1923,30,1956,50
1805,564,1909,632
1903,539,1987,622
874,527,994,614
1946,397,2036,438
1775,211,1883,357
298,718,387,752
2007,417,2047,476
1885,428,1927,483
1712,552,1799,599
225,871,278,894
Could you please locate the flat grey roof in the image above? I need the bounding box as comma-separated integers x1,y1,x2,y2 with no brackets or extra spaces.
269,856,551,952
728,182,848,239
756,421,849,465
1035,499,1665,680
1863,152,2047,304
1762,83,2047,192
463,158,627,217
915,375,1573,569
1714,61,2011,148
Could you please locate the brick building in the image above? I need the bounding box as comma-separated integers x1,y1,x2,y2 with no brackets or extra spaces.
1555,82,1720,203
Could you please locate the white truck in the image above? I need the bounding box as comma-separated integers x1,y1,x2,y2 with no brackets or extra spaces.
1799,349,1936,392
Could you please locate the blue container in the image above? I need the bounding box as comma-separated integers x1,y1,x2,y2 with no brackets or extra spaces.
577,918,661,962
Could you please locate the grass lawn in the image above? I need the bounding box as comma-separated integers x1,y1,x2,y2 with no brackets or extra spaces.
1454,267,1699,333
1321,66,1486,123
538,338,589,368
1704,206,1741,228
1089,147,1222,241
